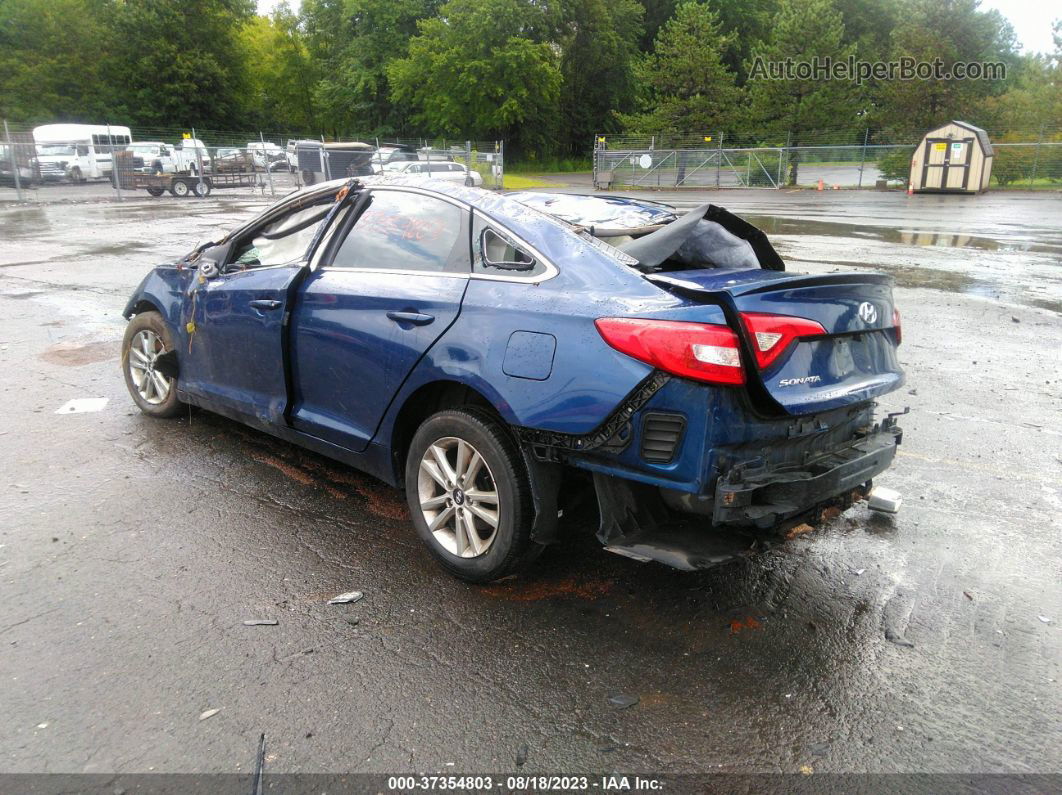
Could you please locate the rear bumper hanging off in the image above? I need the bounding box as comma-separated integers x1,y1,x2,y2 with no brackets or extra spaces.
714,424,901,528
592,418,903,571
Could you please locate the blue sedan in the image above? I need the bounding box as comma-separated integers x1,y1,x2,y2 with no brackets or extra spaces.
122,178,905,581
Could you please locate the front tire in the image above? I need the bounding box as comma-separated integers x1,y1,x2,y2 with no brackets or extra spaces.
170,179,190,197
122,311,182,418
405,409,538,583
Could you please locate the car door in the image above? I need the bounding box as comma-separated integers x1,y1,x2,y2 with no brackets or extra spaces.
289,187,471,452
181,197,337,424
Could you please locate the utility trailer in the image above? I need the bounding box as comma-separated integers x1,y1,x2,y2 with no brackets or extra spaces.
118,169,262,198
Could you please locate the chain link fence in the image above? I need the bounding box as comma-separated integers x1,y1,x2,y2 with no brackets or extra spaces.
592,127,1062,190
0,121,504,203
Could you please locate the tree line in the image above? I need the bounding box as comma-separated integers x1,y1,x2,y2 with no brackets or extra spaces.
1,0,1059,164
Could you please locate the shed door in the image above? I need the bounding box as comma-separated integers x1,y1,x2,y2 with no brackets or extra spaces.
922,137,974,190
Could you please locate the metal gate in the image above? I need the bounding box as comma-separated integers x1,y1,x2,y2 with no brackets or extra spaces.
594,144,784,190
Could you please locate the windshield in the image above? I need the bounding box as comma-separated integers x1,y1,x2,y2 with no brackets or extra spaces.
39,144,76,156
129,145,158,154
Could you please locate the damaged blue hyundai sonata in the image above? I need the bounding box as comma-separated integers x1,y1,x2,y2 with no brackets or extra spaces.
122,177,905,582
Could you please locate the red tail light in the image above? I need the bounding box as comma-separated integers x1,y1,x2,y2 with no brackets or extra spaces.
740,312,827,369
595,317,745,385
893,307,902,345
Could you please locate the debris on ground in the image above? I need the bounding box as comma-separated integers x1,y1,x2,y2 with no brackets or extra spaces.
729,616,762,634
884,628,915,648
854,568,866,576
608,693,639,709
55,397,109,415
1038,616,1052,624
198,708,221,721
515,742,529,766
963,591,974,600
786,523,814,540
328,591,364,605
242,619,278,626
807,742,829,757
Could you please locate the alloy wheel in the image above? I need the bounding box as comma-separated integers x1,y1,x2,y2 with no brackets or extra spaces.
127,329,172,405
417,436,500,558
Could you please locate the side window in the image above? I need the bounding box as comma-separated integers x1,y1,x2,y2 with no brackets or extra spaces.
228,196,336,270
472,215,548,278
329,190,468,273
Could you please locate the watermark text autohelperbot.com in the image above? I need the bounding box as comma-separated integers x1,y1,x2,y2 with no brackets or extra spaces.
749,56,1006,85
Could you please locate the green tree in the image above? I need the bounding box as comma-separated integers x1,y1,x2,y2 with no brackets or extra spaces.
712,0,781,84
109,0,256,130
304,0,442,137
746,0,858,184
388,0,562,154
557,0,643,152
619,2,741,136
0,0,115,122
240,4,320,133
874,0,1018,137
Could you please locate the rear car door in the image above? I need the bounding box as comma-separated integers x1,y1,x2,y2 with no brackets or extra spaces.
289,187,470,451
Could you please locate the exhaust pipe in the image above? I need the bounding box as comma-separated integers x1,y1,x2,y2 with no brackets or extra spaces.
867,486,902,513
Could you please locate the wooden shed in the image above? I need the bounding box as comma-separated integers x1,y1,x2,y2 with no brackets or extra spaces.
909,121,993,193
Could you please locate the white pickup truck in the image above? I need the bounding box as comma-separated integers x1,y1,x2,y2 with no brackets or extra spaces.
127,142,179,173
172,139,212,173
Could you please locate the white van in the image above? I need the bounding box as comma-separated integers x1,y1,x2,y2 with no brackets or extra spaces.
33,124,132,182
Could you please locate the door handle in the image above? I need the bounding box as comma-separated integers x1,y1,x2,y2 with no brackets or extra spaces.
249,299,282,310
387,311,435,327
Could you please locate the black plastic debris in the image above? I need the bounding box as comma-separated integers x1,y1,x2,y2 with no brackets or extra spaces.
884,628,915,647
243,619,278,626
515,742,529,766
608,694,639,709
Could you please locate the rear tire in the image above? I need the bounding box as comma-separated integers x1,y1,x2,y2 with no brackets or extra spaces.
146,186,165,197
170,179,190,197
405,409,539,583
122,311,183,419
192,180,211,198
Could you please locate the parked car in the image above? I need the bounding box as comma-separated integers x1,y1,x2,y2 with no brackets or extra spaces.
121,178,905,582
370,143,419,173
383,159,483,186
0,144,36,186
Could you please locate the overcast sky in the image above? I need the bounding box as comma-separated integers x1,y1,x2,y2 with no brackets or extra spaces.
256,0,1058,55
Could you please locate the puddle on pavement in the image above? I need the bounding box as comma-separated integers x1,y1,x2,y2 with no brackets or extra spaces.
742,214,1061,255
39,339,117,366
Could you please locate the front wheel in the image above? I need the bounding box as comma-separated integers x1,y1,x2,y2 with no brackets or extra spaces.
121,311,183,418
146,186,165,197
170,179,190,197
405,409,539,582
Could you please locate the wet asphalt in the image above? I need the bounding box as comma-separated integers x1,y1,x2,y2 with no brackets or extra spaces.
0,189,1059,778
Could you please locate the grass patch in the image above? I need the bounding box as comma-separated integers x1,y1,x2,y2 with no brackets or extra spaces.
508,156,592,174
500,174,561,190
